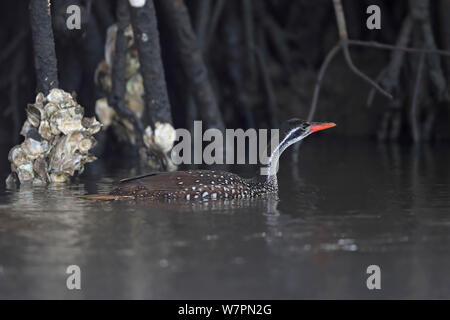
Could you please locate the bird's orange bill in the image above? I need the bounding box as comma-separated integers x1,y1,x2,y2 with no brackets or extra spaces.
310,122,336,132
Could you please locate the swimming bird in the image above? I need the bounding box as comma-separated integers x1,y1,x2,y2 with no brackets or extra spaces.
83,119,335,200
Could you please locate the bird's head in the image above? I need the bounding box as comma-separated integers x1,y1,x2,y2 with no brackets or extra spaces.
261,118,336,179
281,118,336,145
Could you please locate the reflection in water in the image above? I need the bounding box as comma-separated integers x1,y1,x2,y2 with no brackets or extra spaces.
0,140,450,298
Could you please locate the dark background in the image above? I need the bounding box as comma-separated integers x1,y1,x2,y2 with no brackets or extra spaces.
1,0,449,151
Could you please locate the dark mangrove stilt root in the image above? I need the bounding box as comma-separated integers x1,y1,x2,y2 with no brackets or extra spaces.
29,0,59,94
109,0,145,146
129,0,173,126
158,0,225,132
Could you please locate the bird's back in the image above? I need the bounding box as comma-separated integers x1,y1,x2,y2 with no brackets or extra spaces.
84,169,276,200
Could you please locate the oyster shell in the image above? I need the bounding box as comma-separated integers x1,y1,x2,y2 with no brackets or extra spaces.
49,132,97,176
35,92,45,105
47,88,73,107
79,137,95,154
16,163,34,182
105,25,118,68
139,122,177,171
126,74,144,97
125,95,144,118
8,145,28,168
154,122,176,153
44,102,60,119
5,172,19,187
129,0,146,8
21,138,44,160
143,126,153,149
82,117,102,135
126,50,140,78
95,98,115,127
59,119,84,135
20,120,34,137
33,156,49,182
26,103,43,127
39,120,53,140
50,107,84,135
50,172,69,183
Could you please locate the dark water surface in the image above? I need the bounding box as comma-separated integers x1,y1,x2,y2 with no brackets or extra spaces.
1,140,450,299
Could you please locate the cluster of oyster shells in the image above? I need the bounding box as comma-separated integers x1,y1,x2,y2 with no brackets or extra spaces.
142,123,176,153
139,123,177,171
95,24,144,145
7,89,101,185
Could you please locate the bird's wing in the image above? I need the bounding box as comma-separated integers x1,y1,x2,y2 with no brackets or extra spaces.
114,171,182,194
119,173,159,183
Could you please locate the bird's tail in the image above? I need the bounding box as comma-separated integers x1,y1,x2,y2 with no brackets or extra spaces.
81,194,134,200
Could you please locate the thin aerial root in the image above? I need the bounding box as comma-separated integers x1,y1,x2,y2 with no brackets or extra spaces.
411,52,425,142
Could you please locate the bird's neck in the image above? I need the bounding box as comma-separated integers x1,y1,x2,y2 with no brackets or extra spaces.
255,128,308,189
254,136,285,189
